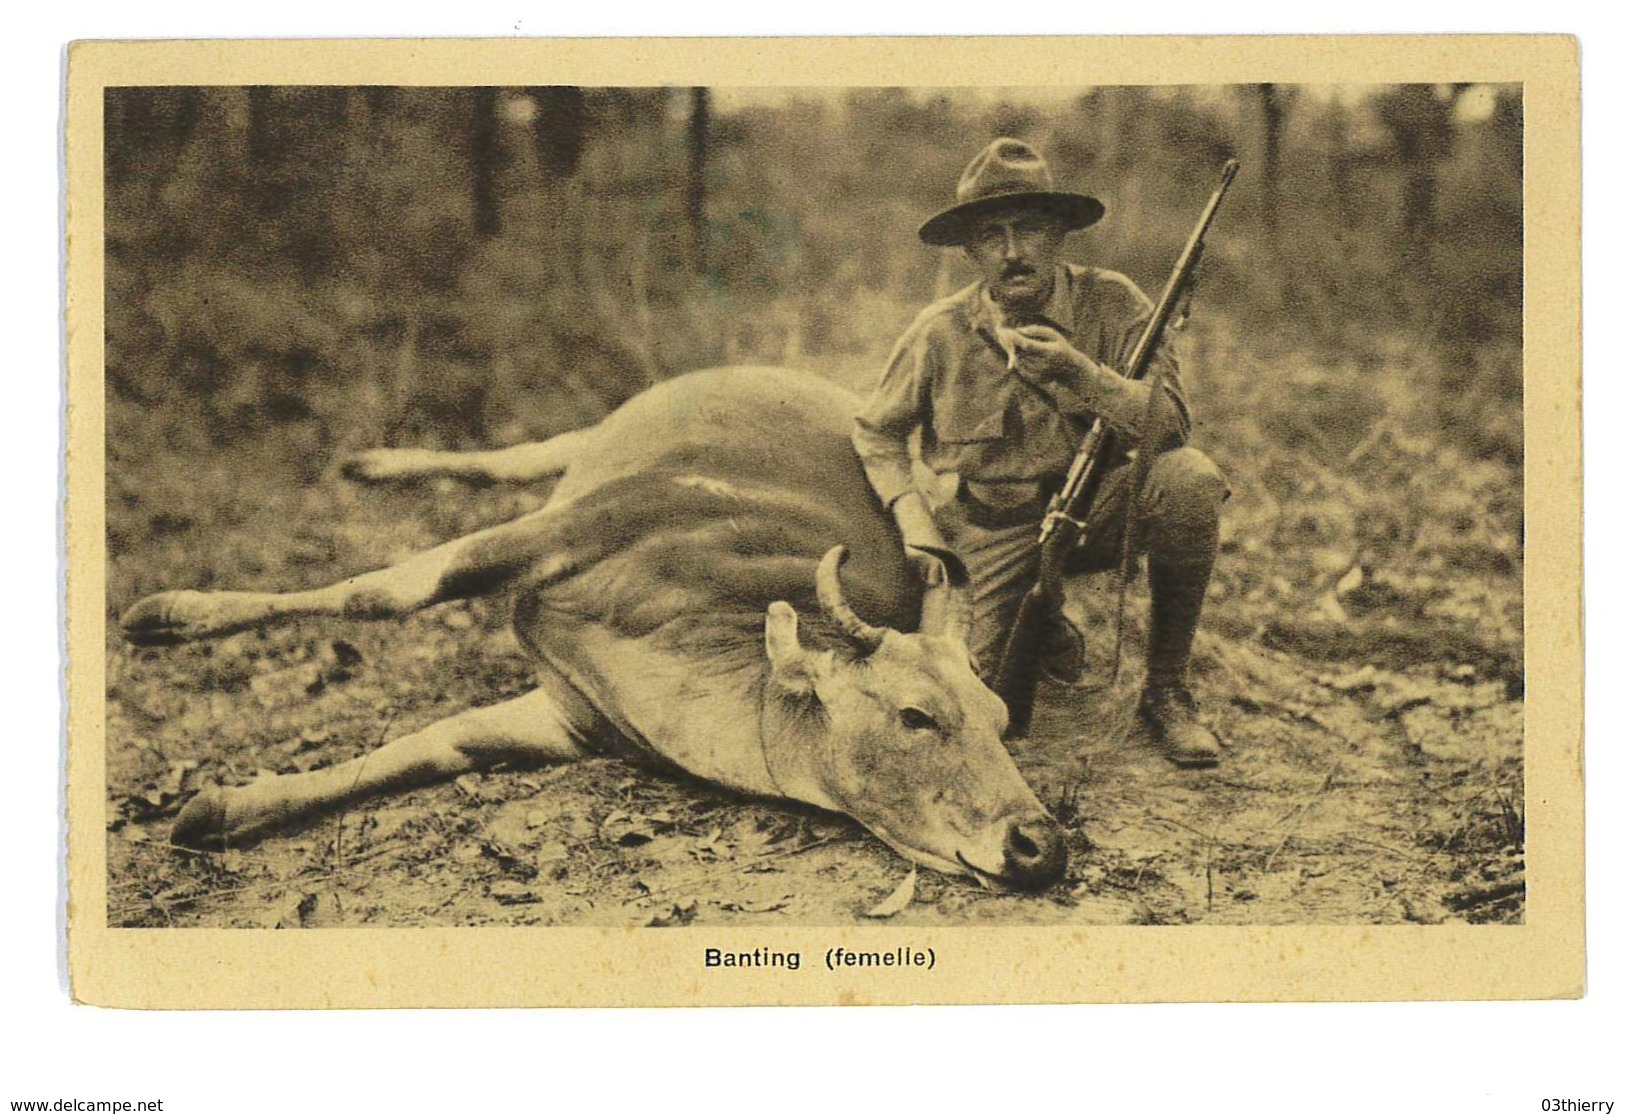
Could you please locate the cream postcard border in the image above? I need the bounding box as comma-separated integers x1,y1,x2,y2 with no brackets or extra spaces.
64,34,1581,1007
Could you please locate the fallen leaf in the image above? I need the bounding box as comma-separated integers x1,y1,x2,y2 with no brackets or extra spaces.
1320,665,1380,693
123,786,182,822
645,899,698,927
480,839,538,879
863,869,917,919
1228,691,1270,713
600,812,657,847
721,895,792,914
489,880,540,905
690,826,734,861
1378,691,1434,718
279,891,342,929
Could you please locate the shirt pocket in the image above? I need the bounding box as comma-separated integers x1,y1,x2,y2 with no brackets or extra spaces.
933,394,1008,479
935,395,1007,444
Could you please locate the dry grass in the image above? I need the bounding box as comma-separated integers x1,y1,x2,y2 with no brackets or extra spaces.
103,84,1525,926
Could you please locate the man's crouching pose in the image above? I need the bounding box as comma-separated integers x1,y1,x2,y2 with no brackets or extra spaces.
852,138,1228,766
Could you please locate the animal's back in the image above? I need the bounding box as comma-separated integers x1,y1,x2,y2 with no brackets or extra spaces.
556,367,870,517
540,366,920,641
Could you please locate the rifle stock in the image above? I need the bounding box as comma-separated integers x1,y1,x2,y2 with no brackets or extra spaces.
990,159,1239,737
989,565,1063,739
988,532,1066,740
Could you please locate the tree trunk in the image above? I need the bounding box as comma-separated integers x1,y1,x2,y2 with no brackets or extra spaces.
105,88,152,188
1374,83,1468,246
686,87,710,271
530,86,586,178
471,87,502,238
1255,84,1285,233
247,86,275,168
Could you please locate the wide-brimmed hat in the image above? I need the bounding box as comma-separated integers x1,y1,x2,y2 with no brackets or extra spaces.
918,138,1104,247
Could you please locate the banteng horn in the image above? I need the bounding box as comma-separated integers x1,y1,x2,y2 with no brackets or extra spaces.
922,547,974,648
816,546,888,652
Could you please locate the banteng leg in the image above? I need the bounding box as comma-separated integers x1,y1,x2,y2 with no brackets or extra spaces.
170,689,588,849
121,500,590,646
341,427,593,485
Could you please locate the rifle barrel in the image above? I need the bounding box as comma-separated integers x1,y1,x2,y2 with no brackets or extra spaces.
995,160,1240,735
1119,159,1240,382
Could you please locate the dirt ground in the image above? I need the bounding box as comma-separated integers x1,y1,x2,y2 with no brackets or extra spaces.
104,445,1524,929
97,80,1527,930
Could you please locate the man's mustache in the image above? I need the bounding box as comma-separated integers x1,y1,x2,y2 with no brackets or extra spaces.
1001,264,1037,280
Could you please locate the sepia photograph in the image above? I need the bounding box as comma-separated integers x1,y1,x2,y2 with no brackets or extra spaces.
63,35,1581,1007
100,77,1527,930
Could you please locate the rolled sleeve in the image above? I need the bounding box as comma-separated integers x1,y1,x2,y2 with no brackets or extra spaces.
1125,312,1193,450
1109,294,1193,451
852,325,934,508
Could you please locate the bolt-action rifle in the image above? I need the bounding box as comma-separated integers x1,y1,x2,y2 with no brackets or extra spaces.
990,159,1240,738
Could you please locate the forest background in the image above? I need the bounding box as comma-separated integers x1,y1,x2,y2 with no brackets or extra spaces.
102,83,1527,927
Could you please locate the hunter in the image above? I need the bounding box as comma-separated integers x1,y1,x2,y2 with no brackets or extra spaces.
852,138,1228,767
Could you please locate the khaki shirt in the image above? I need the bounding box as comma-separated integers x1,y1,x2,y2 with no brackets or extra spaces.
852,264,1191,511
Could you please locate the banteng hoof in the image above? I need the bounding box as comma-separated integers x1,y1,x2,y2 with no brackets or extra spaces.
170,787,232,851
121,591,210,646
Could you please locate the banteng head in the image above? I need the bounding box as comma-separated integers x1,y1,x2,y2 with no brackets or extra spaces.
759,546,1067,891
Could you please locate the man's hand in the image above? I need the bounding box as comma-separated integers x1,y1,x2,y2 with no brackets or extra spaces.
891,491,962,594
891,490,946,550
1004,324,1102,385
905,543,958,591
1001,324,1154,431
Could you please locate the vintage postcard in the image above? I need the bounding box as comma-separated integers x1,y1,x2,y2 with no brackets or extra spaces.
65,35,1581,1007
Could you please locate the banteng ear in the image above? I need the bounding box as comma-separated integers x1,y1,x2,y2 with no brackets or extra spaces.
765,601,802,663
765,601,823,696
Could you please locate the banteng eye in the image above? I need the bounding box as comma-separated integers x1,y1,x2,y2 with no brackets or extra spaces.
899,707,938,731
